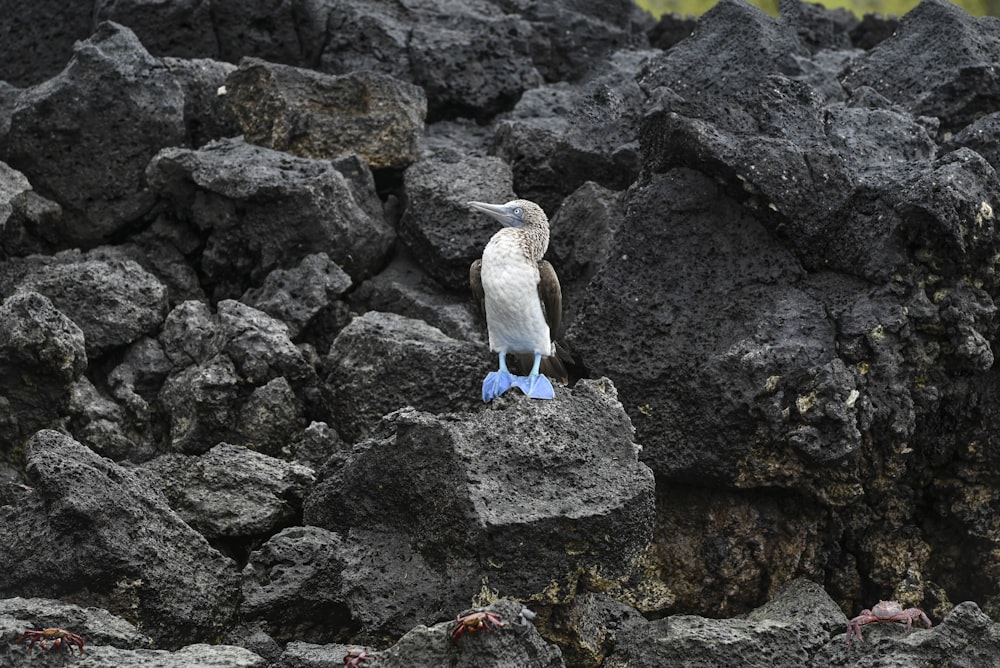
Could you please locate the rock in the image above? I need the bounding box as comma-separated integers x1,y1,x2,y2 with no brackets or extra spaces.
609,579,844,666
498,0,646,83
493,49,653,212
6,22,186,247
568,169,856,496
0,4,91,87
67,376,141,461
138,443,315,543
107,336,172,426
146,137,394,294
0,291,87,449
162,57,240,147
399,154,517,290
547,181,625,329
95,0,219,60
376,599,565,668
226,59,426,169
0,430,240,648
211,0,329,67
780,0,857,53
7,254,169,358
157,299,316,455
321,311,487,443
321,0,540,121
813,600,1000,667
304,378,654,636
349,252,485,345
0,596,152,649
241,253,353,340
945,111,1000,174
287,421,350,472
0,160,62,257
545,592,647,668
272,641,372,668
638,0,904,278
10,643,268,667
241,526,350,644
840,0,1000,133
644,486,838,618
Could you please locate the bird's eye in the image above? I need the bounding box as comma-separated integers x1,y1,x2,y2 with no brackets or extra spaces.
514,207,523,216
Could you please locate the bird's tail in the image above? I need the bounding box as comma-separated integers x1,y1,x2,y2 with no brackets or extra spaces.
512,345,570,385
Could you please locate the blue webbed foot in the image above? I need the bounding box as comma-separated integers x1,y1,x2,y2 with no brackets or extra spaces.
482,370,514,402
511,373,555,400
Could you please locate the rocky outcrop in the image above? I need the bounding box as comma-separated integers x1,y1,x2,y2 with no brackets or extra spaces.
0,431,240,648
2,0,1000,666
305,378,655,637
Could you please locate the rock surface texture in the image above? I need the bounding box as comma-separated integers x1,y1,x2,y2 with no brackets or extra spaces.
1,0,1000,666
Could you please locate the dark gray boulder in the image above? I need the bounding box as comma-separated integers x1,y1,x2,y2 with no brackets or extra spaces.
146,137,394,295
608,579,845,666
0,430,240,648
493,49,652,213
137,443,315,542
226,59,426,169
157,299,317,455
321,311,486,443
568,169,845,490
0,291,87,452
945,111,1000,174
0,160,62,257
5,22,186,247
6,254,169,358
0,596,152,650
399,153,517,290
162,56,241,148
241,526,350,644
94,0,219,61
637,0,931,280
305,378,655,636
67,376,143,462
5,642,267,667
546,181,625,330
839,0,1000,134
321,0,540,121
271,641,371,668
349,253,485,345
0,4,91,87
376,599,565,668
813,600,1000,667
240,252,353,340
494,0,648,83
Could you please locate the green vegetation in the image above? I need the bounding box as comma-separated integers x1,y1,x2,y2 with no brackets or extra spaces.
635,0,998,18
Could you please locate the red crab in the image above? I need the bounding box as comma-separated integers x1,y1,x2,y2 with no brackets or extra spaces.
451,610,506,643
15,628,85,654
846,600,932,645
343,648,370,666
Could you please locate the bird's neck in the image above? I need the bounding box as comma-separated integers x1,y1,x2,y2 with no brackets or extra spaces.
519,224,549,262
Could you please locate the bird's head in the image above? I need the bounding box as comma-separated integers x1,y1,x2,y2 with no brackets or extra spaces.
467,199,548,229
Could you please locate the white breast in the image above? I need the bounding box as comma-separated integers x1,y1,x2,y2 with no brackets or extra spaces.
480,230,552,355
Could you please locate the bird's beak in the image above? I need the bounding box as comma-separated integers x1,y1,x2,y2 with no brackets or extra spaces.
468,201,522,228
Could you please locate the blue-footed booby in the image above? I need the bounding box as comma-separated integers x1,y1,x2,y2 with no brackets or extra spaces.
468,199,567,402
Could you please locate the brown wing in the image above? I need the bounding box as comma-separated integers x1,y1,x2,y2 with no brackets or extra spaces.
537,260,568,384
470,258,485,321
537,260,562,339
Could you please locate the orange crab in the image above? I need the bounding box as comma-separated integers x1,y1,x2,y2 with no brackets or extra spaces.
16,628,85,654
452,610,506,643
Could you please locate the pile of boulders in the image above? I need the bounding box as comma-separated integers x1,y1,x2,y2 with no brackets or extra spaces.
3,0,1000,665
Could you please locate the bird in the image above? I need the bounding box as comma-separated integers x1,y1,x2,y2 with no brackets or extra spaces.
468,199,567,402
